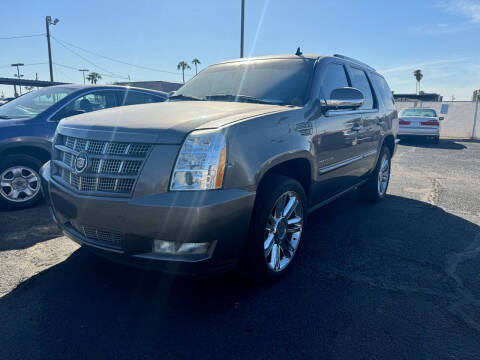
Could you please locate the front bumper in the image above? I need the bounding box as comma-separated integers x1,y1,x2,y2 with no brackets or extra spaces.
41,162,256,275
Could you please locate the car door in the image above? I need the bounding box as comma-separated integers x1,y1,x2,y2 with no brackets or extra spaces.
310,61,366,203
345,66,380,176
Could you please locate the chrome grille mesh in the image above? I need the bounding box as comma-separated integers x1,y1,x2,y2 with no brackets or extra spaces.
70,223,122,249
52,134,151,195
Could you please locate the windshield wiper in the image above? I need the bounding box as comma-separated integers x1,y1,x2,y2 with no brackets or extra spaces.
205,94,281,105
168,94,205,101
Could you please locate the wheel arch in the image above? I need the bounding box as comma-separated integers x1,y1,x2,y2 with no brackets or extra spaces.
0,139,51,165
255,152,313,198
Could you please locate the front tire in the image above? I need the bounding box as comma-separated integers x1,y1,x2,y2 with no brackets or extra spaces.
0,154,44,210
358,147,391,202
244,175,307,282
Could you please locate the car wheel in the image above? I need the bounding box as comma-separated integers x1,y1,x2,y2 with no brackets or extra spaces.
358,146,391,202
243,175,307,282
0,154,44,210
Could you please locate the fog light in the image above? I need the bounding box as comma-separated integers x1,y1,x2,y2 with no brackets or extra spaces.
153,240,213,256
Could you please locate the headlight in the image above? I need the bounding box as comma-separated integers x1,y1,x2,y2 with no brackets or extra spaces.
170,129,227,191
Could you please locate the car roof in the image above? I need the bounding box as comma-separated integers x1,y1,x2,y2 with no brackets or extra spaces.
47,84,167,96
217,54,322,65
214,53,379,74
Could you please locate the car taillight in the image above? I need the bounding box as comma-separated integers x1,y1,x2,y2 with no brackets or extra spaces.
399,120,410,125
421,120,439,126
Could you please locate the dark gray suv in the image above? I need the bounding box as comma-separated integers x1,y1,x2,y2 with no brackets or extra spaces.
42,54,398,281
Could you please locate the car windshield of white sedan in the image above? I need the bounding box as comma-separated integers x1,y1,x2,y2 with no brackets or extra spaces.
0,87,76,119
400,108,437,117
171,59,315,106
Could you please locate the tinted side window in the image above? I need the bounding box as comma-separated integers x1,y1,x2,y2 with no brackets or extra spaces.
321,63,349,99
118,91,165,106
373,74,395,110
349,67,374,109
51,90,117,121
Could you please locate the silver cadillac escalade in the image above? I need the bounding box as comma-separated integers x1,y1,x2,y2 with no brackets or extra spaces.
41,53,398,281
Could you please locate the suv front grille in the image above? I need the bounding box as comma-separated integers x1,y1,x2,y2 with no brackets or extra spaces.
52,134,151,196
68,223,123,250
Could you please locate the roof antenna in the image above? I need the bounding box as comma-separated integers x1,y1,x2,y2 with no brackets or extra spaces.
295,47,302,56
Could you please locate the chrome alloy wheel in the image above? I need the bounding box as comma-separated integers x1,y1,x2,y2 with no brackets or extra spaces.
0,166,41,202
377,154,390,196
264,191,304,272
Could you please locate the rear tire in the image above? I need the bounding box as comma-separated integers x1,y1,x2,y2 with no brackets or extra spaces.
0,154,44,210
243,175,307,282
358,146,391,203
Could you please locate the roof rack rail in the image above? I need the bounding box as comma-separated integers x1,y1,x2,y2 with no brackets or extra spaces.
333,54,376,71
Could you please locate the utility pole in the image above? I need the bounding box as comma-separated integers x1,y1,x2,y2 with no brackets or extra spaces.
240,0,245,58
79,69,89,84
46,16,59,82
11,63,24,96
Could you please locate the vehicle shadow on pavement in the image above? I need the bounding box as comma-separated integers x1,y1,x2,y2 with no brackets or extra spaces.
0,203,61,251
399,138,467,150
1,194,480,359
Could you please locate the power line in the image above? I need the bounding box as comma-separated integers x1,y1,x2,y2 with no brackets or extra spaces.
0,33,46,40
54,62,129,80
52,35,188,75
51,37,128,79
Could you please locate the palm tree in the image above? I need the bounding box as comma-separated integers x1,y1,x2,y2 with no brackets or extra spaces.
192,58,201,75
413,69,423,95
86,72,102,84
177,61,191,83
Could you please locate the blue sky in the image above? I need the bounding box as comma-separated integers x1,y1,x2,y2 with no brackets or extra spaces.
1,0,479,100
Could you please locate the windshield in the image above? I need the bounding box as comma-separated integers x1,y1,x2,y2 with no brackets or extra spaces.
172,58,315,106
400,108,437,117
0,87,76,119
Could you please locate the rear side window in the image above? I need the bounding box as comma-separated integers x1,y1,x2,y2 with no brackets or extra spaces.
349,67,374,109
118,91,165,106
373,74,395,110
321,63,349,100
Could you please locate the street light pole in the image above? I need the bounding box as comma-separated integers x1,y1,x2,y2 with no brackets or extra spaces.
46,16,59,82
240,0,245,58
79,69,89,84
11,63,24,96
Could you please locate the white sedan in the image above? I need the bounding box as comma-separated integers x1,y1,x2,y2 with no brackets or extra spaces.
398,108,443,144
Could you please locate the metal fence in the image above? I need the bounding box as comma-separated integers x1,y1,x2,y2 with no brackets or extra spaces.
395,100,480,140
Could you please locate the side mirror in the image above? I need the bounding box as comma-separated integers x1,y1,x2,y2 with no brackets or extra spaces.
324,87,364,110
439,116,444,121
168,91,176,98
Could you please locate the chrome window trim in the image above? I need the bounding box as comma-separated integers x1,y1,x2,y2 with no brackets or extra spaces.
319,149,377,174
326,108,379,117
46,88,165,123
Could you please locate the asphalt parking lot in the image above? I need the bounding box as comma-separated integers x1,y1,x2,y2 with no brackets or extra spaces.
1,139,479,360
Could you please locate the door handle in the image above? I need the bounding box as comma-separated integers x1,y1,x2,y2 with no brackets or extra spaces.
351,124,361,131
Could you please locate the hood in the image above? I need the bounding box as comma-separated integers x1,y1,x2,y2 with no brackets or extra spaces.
0,117,32,128
58,101,288,144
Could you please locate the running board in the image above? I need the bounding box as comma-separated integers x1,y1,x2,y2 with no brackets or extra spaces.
307,179,368,214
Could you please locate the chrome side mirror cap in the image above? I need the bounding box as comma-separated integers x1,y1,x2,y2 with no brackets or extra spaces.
324,87,364,110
